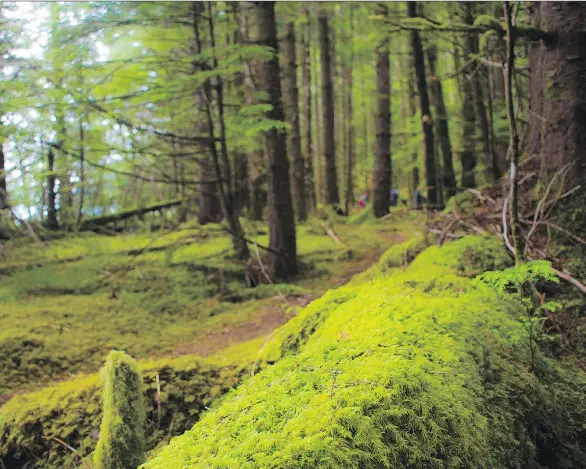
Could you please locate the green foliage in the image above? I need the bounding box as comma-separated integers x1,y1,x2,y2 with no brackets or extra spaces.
142,236,586,469
94,351,147,469
475,260,559,293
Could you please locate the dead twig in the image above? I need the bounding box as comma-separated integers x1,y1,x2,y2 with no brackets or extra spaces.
42,436,93,469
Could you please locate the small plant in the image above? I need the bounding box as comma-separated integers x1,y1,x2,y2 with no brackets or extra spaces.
94,350,146,469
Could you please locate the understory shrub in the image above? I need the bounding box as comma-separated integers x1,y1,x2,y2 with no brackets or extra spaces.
142,235,586,469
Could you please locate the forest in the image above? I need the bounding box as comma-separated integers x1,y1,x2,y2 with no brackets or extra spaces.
0,1,586,469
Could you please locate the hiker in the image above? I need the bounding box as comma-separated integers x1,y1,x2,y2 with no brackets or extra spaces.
359,192,369,209
413,189,425,209
391,189,399,207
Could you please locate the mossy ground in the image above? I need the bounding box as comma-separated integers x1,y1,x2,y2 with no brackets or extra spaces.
0,215,418,400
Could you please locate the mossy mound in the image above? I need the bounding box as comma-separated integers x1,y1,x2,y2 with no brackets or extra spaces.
143,236,586,469
0,353,246,469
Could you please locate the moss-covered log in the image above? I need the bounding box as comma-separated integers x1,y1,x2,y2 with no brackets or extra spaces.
79,200,182,231
142,236,586,469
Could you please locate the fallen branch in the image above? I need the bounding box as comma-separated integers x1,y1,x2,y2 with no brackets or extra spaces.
550,267,586,295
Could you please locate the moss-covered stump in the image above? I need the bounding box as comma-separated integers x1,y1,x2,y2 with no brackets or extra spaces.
94,351,146,469
0,354,244,469
143,236,586,469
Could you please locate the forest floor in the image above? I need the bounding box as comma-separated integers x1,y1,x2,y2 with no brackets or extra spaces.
0,210,421,404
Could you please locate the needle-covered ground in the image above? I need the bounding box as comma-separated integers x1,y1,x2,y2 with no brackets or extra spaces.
142,235,586,469
0,214,418,401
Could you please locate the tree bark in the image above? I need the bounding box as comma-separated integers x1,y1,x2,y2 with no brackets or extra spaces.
318,10,340,205
45,148,59,230
281,21,307,222
372,3,391,218
427,44,457,199
527,2,586,238
0,143,9,239
460,77,478,189
503,1,523,264
206,2,250,259
239,7,266,221
462,2,501,184
343,6,355,216
0,143,7,211
255,1,297,279
528,2,586,187
408,1,439,208
301,9,316,214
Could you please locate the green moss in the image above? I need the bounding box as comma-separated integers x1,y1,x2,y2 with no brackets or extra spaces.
0,219,415,397
94,351,146,469
141,236,586,469
0,351,246,469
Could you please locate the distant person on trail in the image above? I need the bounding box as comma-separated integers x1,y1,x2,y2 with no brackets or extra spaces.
359,192,369,209
413,189,424,210
391,189,399,207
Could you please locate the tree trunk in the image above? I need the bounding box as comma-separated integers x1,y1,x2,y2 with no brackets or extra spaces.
460,78,477,189
301,9,316,214
198,158,223,225
239,7,266,221
408,1,439,208
462,2,501,184
372,4,391,218
0,143,9,239
527,2,586,237
206,2,250,259
0,143,7,211
281,21,307,222
255,1,297,279
503,1,523,264
318,11,340,205
45,148,59,230
528,2,586,185
427,44,457,199
344,6,355,216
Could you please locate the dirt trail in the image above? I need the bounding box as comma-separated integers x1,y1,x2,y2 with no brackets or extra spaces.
172,232,409,358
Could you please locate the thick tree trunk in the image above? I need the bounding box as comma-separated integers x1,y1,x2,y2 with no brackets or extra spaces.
281,21,306,222
318,11,340,205
528,2,586,186
408,1,439,208
372,4,391,218
527,2,586,237
256,1,297,279
427,44,457,199
301,9,316,214
45,148,59,230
